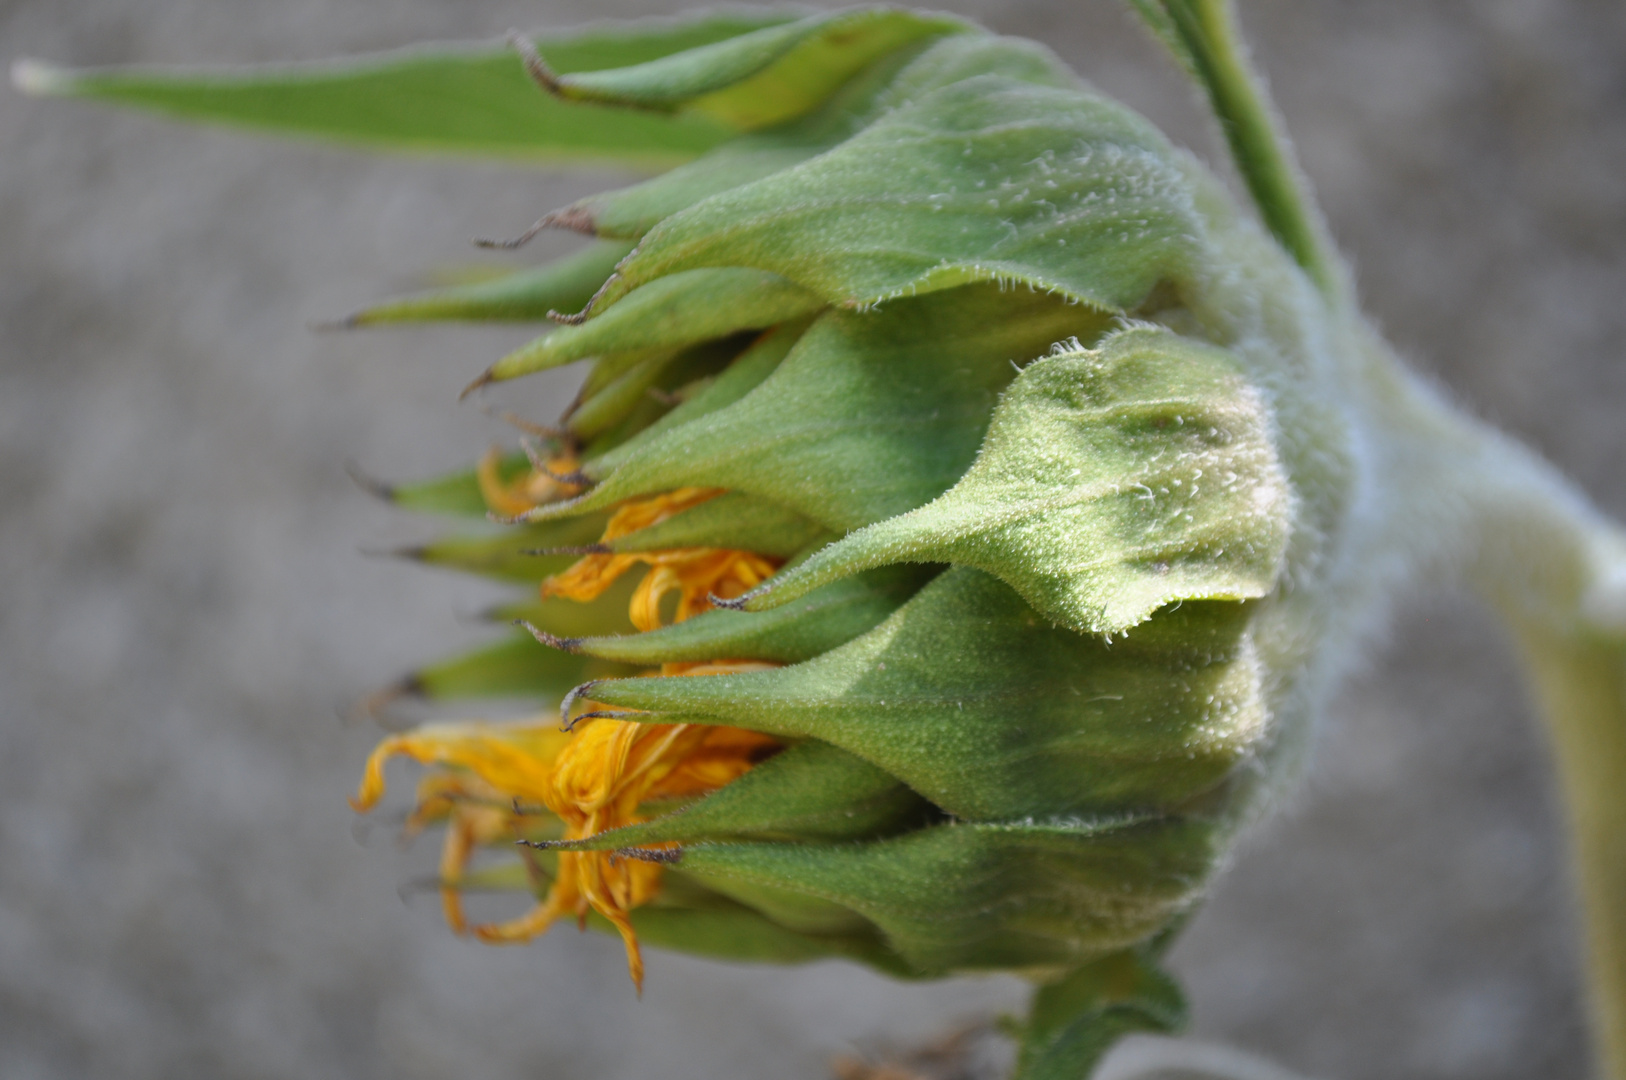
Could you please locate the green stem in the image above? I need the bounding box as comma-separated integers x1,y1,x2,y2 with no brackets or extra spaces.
1508,621,1626,1080
1127,0,1341,300
1355,328,1626,1079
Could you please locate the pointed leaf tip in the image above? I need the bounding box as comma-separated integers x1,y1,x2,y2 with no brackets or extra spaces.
11,59,71,96
343,460,395,502
18,19,780,163
473,204,597,250
509,32,564,97
458,369,494,400
515,619,581,654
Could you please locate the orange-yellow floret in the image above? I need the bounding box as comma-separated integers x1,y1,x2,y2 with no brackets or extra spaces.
355,483,786,989
476,445,583,517
351,672,778,990
542,488,781,631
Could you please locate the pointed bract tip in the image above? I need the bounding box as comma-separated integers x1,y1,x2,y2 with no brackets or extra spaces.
11,59,72,97
558,680,601,729
458,368,495,401
551,271,618,326
480,405,569,441
472,220,543,251
311,312,362,332
344,461,395,502
514,619,581,654
547,306,590,327
515,837,563,850
353,676,423,726
473,206,595,251
563,709,633,731
508,32,564,97
707,591,751,611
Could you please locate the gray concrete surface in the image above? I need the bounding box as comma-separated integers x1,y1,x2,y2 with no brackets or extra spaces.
3,1,1623,1077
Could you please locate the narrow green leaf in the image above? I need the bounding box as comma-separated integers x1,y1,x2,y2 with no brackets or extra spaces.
1124,2,1189,70
564,33,1080,240
1125,0,1341,296
408,514,609,583
582,568,1269,820
569,336,744,448
549,566,932,666
592,75,1203,314
558,740,931,849
1015,948,1187,1080
625,902,908,972
477,267,823,387
674,815,1219,975
15,14,792,162
525,285,1110,533
411,631,637,704
576,345,680,401
489,572,643,640
340,241,630,326
744,326,1293,635
579,142,829,241
376,449,528,518
541,9,972,130
585,321,803,474
555,37,936,239
682,874,878,936
565,351,677,440
450,856,913,971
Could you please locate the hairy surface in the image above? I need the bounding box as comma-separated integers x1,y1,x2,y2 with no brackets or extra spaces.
3,1,1623,1078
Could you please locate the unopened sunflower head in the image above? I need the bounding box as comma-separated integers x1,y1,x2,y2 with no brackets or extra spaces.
24,7,1367,1076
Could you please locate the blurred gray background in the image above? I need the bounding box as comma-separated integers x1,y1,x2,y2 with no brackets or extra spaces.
3,1,1623,1077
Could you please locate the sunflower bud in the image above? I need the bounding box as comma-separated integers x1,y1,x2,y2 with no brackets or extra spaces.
335,15,1322,1071
40,6,1626,1079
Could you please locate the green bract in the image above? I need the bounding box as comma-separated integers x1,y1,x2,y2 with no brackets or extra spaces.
26,4,1626,1079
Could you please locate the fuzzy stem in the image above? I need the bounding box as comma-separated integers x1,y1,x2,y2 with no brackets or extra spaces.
1356,327,1626,1079
1507,622,1626,1080
1126,0,1342,299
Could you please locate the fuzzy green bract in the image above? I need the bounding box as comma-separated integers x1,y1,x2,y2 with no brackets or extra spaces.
35,9,1370,1078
